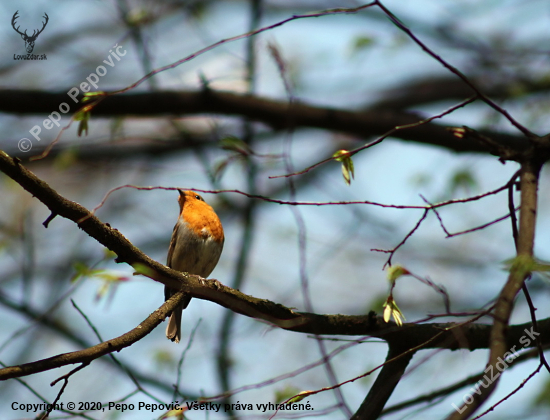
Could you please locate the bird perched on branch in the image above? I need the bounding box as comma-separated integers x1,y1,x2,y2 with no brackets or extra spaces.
165,190,224,343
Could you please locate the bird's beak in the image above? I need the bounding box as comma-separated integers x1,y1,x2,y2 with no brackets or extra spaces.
177,189,186,210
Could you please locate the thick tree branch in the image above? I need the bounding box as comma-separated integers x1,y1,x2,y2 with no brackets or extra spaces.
448,159,543,419
0,291,187,380
381,345,549,416
372,76,550,111
351,345,415,420
0,89,530,155
0,292,186,395
0,150,549,383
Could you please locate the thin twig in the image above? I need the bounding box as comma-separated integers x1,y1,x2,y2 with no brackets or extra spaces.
42,363,90,419
374,0,536,139
89,178,516,216
270,96,477,179
470,365,542,420
371,209,429,267
174,318,202,399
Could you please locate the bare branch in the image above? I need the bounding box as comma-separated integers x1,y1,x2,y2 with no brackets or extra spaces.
0,150,548,386
449,160,542,418
0,291,188,380
351,345,415,419
0,89,530,156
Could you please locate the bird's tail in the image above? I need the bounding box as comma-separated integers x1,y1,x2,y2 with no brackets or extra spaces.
166,302,183,343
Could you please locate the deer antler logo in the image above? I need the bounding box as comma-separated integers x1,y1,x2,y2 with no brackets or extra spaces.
12,11,49,54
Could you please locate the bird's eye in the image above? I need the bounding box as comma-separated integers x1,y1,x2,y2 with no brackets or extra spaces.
195,195,203,201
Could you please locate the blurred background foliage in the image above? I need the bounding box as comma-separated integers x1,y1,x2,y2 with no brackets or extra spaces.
0,0,550,419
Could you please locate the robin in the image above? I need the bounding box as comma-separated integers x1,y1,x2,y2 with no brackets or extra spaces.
165,190,224,343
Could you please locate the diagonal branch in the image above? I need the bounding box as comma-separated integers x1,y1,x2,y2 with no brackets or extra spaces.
351,344,415,420
0,290,187,394
0,150,549,385
448,159,542,419
374,0,536,139
0,291,187,380
381,344,548,416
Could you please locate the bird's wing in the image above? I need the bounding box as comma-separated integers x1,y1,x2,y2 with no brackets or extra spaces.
165,221,180,301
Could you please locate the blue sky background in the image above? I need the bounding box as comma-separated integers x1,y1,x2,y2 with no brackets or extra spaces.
1,1,550,419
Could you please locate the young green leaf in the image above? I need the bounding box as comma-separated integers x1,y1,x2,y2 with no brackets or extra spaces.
220,136,252,155
274,386,301,404
74,109,91,137
387,265,410,283
333,149,355,185
383,296,405,326
287,390,313,403
82,91,105,102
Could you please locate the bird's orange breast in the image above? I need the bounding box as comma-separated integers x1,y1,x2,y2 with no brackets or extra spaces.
181,199,224,243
